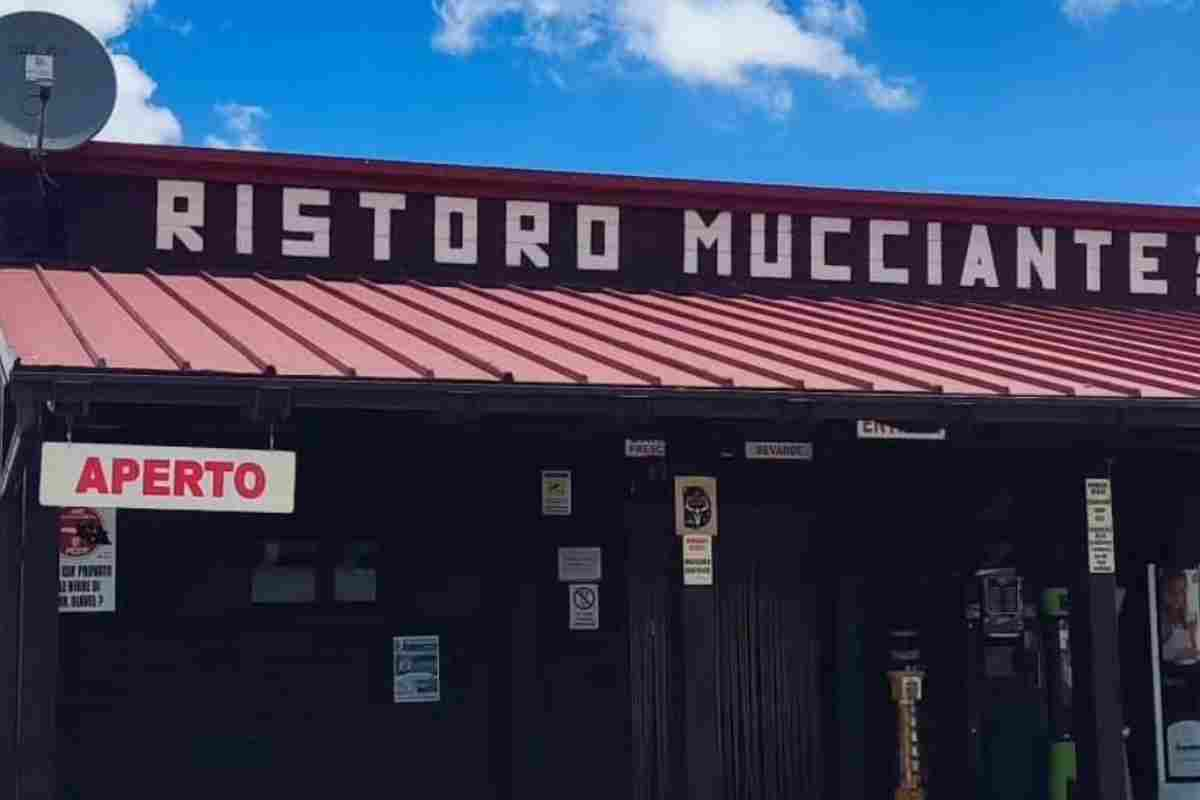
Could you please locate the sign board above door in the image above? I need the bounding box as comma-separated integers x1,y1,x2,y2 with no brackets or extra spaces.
40,442,296,513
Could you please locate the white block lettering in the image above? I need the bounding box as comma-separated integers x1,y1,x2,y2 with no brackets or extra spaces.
750,214,792,279
359,192,407,262
868,219,910,285
927,222,943,286
961,225,999,288
236,184,253,255
156,179,204,252
811,217,852,282
506,201,550,269
282,188,331,259
1016,227,1056,290
1074,229,1112,293
435,196,479,265
1130,232,1168,295
684,210,732,276
577,205,620,272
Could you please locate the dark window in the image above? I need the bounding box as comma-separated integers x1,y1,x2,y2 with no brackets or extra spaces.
251,540,318,604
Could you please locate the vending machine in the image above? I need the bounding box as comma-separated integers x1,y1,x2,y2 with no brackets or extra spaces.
1150,564,1200,800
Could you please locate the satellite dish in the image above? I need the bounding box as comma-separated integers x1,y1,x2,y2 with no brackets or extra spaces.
0,11,117,154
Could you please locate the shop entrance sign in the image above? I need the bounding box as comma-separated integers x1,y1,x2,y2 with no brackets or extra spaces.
40,442,296,513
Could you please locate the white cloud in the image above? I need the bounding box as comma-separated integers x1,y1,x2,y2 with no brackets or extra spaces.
431,0,915,113
98,54,183,144
1061,0,1184,22
0,1,183,145
204,103,269,151
0,0,155,40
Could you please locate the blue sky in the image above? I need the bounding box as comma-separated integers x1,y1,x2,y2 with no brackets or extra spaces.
7,0,1199,205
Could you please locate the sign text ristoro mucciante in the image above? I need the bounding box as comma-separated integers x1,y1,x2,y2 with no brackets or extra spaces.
40,443,296,513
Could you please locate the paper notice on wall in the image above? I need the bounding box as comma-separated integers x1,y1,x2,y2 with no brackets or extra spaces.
393,635,440,703
541,470,572,516
569,584,599,630
675,476,718,537
1085,477,1116,574
683,535,713,586
558,547,602,582
58,507,116,613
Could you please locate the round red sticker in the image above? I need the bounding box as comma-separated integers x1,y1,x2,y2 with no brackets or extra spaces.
58,507,110,559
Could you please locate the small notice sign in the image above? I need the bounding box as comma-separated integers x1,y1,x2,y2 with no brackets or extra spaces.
541,470,572,516
683,535,713,586
1089,542,1116,574
1085,478,1112,503
569,584,599,630
857,420,947,441
558,547,602,582
1085,477,1116,574
675,476,718,537
744,441,813,461
58,507,116,613
625,439,666,458
393,635,440,704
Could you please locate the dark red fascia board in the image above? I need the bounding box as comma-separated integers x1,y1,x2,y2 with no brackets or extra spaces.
3,141,1200,232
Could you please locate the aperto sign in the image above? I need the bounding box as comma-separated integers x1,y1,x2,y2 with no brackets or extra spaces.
39,443,297,513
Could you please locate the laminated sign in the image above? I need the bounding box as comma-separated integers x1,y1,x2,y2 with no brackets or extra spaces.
58,507,116,613
682,535,714,586
393,636,440,703
1085,478,1116,575
675,476,718,537
541,470,572,517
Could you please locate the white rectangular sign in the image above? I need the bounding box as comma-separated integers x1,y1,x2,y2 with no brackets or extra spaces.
625,439,666,458
683,535,713,586
558,547,602,582
744,441,813,461
1089,541,1116,574
857,420,947,441
541,469,572,516
58,507,116,613
569,584,599,630
40,442,296,513
393,635,440,704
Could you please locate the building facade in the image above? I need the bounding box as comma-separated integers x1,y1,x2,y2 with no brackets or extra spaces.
3,142,1200,799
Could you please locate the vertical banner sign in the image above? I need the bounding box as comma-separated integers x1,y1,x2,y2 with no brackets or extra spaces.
683,534,714,586
58,507,116,613
541,469,572,517
1085,478,1116,574
569,583,599,630
393,635,441,703
675,476,718,537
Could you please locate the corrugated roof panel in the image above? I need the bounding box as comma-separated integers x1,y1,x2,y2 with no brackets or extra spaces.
4,265,1200,400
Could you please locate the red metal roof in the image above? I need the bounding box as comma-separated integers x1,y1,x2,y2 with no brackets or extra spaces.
4,265,1200,399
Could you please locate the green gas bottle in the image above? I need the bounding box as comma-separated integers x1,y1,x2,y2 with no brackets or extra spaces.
1042,588,1076,800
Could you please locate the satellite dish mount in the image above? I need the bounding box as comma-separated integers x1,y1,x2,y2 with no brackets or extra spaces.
0,12,117,193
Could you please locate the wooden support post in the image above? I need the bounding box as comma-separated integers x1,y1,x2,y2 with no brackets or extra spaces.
1071,472,1126,800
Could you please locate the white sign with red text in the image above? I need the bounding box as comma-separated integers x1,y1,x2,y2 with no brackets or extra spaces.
40,443,296,513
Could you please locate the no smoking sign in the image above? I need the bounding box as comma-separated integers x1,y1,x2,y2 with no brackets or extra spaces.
569,583,599,630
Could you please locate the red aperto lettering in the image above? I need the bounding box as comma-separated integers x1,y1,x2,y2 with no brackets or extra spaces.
112,459,140,493
69,454,276,503
234,463,267,499
173,460,204,497
143,459,170,496
204,461,235,497
75,457,109,494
